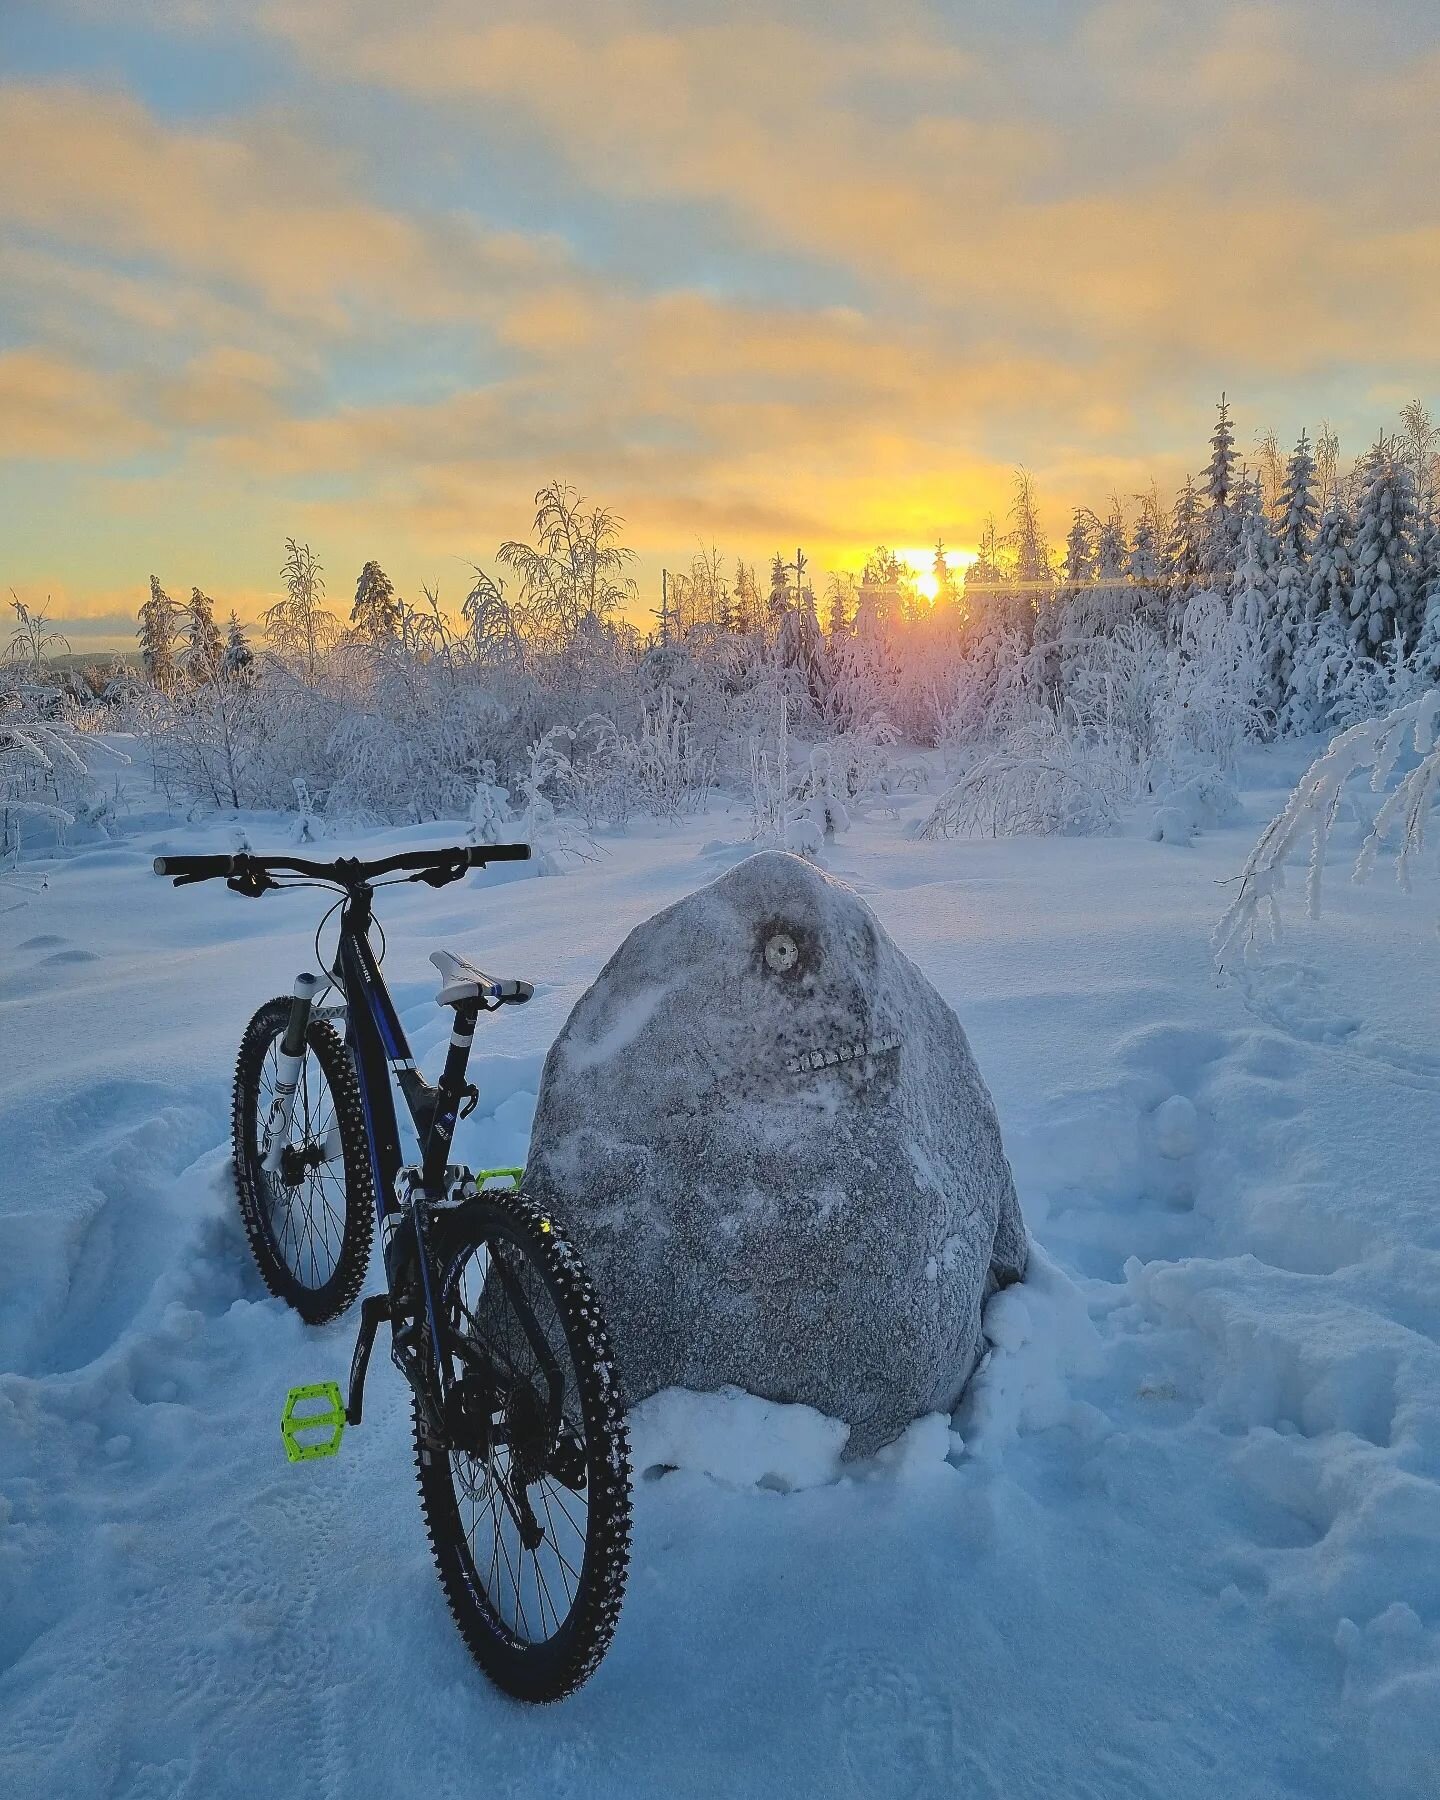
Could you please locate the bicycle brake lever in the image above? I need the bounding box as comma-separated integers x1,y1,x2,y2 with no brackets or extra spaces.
410,862,466,889
226,868,278,897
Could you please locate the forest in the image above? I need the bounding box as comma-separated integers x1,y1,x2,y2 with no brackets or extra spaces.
4,394,1439,858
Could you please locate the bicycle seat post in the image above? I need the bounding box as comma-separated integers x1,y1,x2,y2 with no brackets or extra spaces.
422,996,482,1194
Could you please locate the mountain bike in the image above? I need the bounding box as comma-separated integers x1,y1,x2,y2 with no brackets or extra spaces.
155,843,631,1703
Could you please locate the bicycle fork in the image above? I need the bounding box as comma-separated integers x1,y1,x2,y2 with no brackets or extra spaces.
260,972,326,1173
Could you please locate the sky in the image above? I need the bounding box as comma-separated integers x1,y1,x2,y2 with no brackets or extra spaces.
2,0,1438,649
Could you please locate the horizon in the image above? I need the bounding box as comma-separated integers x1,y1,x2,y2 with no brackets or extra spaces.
3,0,1438,651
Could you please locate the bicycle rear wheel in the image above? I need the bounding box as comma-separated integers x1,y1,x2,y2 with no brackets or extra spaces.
413,1189,631,1702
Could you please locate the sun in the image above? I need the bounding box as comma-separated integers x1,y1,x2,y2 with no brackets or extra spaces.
895,546,976,604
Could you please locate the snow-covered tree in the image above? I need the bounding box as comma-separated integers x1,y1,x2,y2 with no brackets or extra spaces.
178,586,224,680
1314,422,1341,514
825,572,854,640
1215,688,1440,964
730,562,760,637
351,561,400,640
498,482,636,653
1399,399,1438,522
1006,469,1052,606
137,577,181,688
1198,395,1240,592
222,612,253,678
768,552,790,622
1272,433,1318,715
1230,482,1281,723
1254,427,1287,526
461,566,523,671
1275,431,1318,563
1127,504,1161,592
1063,509,1095,586
1279,497,1355,735
1165,476,1203,599
262,539,337,680
1346,440,1420,655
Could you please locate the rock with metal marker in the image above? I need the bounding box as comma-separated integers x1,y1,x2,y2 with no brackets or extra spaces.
523,849,1028,1456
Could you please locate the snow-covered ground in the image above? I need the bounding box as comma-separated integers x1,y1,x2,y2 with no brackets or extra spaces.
2,746,1438,1799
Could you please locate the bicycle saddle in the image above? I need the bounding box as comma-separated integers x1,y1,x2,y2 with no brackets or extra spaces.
430,949,533,1009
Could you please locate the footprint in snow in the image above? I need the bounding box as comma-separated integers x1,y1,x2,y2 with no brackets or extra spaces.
817,1647,959,1798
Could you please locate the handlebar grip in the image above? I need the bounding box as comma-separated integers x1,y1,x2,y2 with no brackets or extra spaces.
470,843,531,864
153,854,238,878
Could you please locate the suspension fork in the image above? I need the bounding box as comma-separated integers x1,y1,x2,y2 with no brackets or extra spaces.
260,972,323,1172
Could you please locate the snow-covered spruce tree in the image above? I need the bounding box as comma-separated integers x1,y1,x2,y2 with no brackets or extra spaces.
1346,439,1420,656
932,540,958,623
1198,395,1240,594
1164,475,1203,617
137,576,181,688
1063,509,1095,587
1281,497,1355,734
1230,481,1281,725
1415,513,1440,685
1272,432,1318,724
825,571,853,642
1093,503,1131,630
178,587,224,681
1275,430,1319,564
1005,470,1051,631
1129,500,1161,581
222,612,253,677
351,560,400,640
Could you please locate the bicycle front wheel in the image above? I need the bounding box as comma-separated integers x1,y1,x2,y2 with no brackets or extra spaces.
414,1189,632,1702
232,998,374,1324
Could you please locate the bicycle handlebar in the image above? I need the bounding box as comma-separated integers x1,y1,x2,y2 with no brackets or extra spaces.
153,843,531,887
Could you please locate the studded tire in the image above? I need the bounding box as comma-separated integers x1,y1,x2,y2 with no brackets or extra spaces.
413,1188,632,1703
232,997,374,1325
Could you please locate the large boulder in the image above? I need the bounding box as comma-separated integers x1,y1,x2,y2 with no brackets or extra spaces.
523,851,1028,1455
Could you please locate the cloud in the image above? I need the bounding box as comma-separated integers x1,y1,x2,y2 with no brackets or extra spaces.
0,81,566,330
189,280,1179,580
257,0,1440,372
0,351,160,461
5,2,1437,628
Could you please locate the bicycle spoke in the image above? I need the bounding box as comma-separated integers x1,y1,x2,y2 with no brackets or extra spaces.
439,1228,598,1649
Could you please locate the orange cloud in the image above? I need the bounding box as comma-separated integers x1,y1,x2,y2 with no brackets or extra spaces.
259,1,1440,372
0,351,159,461
0,81,565,329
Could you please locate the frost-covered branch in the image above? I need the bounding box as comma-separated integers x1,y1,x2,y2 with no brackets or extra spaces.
1214,690,1440,965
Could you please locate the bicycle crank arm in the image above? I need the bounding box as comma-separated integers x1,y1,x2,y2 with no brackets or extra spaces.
345,1293,394,1426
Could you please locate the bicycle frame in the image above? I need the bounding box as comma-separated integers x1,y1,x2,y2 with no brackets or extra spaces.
269,880,489,1428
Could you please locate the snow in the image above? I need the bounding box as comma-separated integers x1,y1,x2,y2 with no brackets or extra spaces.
2,740,1438,1797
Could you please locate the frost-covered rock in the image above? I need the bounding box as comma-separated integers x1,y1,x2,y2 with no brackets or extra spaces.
524,849,1029,1456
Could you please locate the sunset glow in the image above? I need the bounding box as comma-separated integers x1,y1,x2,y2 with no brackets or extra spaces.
895,547,978,603
0,2,1436,648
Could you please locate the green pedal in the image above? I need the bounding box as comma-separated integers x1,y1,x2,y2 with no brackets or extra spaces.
281,1382,346,1463
476,1167,524,1188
